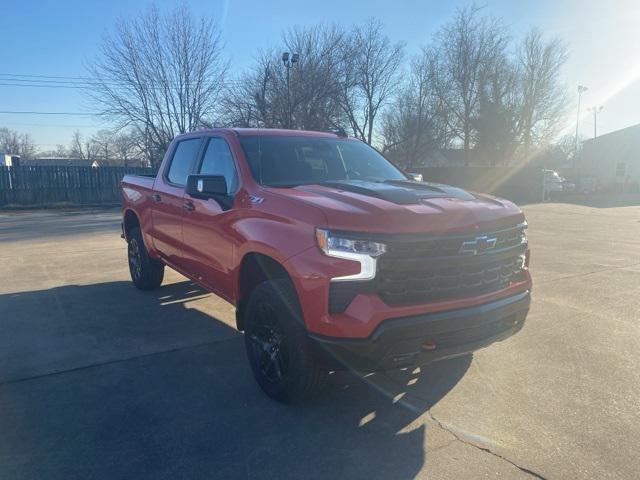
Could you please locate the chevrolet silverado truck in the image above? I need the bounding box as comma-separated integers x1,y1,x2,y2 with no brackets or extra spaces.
121,128,531,402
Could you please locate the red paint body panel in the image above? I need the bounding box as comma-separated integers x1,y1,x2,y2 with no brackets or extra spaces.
121,128,532,340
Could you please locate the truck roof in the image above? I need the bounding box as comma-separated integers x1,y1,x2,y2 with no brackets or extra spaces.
176,128,346,139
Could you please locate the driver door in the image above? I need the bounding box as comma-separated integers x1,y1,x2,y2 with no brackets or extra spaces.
180,136,240,300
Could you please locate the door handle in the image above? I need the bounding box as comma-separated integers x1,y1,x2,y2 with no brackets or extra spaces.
151,194,161,203
182,201,195,212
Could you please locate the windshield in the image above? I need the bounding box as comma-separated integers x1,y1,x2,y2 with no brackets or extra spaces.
239,136,407,186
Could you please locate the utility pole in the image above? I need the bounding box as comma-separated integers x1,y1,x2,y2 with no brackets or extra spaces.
282,52,299,129
588,106,604,138
575,85,588,164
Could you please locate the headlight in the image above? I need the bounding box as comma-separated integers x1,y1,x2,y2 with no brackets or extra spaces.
315,228,386,281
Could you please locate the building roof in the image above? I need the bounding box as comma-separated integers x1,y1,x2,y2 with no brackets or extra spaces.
583,123,640,146
580,123,640,175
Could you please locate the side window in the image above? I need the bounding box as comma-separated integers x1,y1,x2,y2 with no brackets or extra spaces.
166,138,202,186
199,138,239,193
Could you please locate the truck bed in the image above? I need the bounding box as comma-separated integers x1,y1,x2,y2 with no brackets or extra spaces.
122,174,155,190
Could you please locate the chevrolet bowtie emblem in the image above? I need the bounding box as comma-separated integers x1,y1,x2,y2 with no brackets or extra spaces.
459,235,498,255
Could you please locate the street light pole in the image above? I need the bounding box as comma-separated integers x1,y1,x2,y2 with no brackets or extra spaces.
588,106,604,138
575,85,588,163
282,52,299,129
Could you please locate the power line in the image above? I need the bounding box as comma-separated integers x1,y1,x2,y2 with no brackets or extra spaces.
0,72,244,90
1,122,99,128
0,73,125,88
0,71,245,82
0,82,94,90
34,143,72,146
0,80,243,91
0,75,98,83
0,72,92,80
0,110,97,116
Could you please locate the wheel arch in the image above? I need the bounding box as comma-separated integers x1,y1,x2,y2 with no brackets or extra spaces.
236,252,299,331
123,208,141,241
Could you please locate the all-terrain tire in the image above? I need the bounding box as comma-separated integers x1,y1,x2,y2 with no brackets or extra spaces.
244,279,327,403
127,226,164,290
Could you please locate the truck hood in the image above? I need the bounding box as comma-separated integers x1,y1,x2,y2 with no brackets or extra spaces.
268,180,525,234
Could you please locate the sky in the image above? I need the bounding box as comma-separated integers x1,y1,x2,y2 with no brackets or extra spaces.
1,0,639,152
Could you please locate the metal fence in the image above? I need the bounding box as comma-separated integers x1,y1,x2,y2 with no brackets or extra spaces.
0,166,155,207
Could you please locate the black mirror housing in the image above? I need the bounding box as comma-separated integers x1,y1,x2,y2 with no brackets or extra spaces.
185,174,228,199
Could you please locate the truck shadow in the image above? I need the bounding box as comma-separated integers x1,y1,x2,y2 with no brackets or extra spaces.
0,280,470,480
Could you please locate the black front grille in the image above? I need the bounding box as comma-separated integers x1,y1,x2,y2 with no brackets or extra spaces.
376,224,527,306
384,225,525,258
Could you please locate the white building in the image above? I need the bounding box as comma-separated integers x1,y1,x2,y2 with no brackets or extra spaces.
2,153,20,167
581,124,640,192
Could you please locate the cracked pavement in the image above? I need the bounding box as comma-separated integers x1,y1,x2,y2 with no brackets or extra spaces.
0,203,639,479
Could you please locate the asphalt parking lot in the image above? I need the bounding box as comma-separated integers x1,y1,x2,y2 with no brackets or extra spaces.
1,203,639,479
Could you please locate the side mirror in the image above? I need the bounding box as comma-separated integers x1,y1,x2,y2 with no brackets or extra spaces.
185,174,228,199
406,172,423,182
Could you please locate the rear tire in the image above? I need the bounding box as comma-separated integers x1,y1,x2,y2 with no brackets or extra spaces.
127,226,164,290
244,279,327,403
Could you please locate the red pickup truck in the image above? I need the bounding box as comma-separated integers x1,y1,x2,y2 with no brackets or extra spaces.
121,128,531,402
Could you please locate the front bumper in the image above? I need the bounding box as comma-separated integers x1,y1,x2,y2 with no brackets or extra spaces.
310,290,530,371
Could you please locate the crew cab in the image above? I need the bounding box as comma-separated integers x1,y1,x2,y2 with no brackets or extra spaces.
121,128,531,402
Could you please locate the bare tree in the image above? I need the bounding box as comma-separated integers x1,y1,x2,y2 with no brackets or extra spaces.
381,48,440,168
0,128,22,155
53,145,69,157
112,131,141,167
69,130,85,159
91,129,116,163
221,25,347,131
430,5,508,164
0,127,36,159
87,4,228,166
221,55,283,128
199,10,568,168
515,29,568,160
340,19,404,145
474,54,520,165
219,70,265,128
69,130,99,160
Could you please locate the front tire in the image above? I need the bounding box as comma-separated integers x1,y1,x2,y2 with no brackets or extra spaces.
244,279,327,403
127,226,164,290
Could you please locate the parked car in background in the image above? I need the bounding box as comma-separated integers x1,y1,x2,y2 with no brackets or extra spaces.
543,169,575,199
120,128,532,402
